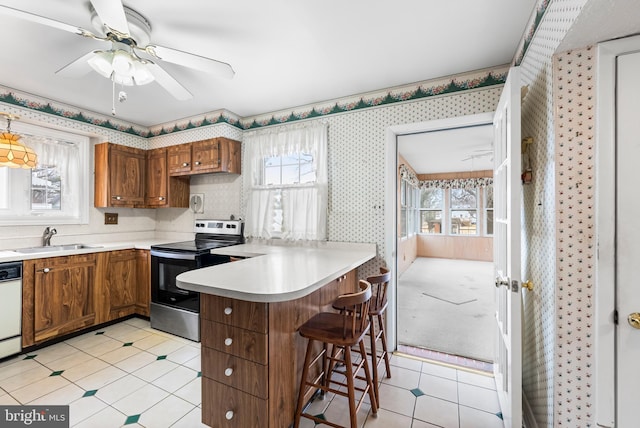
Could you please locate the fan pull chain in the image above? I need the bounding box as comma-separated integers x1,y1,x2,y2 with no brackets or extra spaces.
111,79,116,116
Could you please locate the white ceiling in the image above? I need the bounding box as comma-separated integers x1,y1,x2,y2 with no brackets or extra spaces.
0,0,537,127
398,124,494,174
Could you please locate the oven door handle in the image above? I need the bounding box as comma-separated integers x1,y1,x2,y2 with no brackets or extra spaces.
150,250,197,261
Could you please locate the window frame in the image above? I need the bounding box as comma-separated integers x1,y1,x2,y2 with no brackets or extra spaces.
0,121,90,226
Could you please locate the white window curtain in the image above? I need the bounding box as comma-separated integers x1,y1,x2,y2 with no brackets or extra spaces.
244,123,328,241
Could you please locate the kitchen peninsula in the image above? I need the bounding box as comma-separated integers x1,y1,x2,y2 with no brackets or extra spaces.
176,241,376,427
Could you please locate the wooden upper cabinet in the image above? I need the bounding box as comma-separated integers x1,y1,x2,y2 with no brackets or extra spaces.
168,138,241,176
95,142,146,208
146,148,189,208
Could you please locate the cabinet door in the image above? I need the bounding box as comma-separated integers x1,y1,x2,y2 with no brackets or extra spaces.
192,139,220,173
136,249,151,316
146,148,169,207
219,138,242,174
168,143,193,175
33,255,97,343
103,249,137,321
109,145,146,206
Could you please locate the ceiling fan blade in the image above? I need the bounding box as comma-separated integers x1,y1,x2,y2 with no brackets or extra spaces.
145,62,193,101
55,51,96,78
90,0,130,35
143,44,235,79
0,5,86,36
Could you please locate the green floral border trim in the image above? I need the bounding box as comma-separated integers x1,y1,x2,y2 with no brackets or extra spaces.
513,0,550,67
1,68,508,138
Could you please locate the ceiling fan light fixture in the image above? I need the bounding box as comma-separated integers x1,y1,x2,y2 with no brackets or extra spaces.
87,50,115,78
132,61,154,85
88,49,155,86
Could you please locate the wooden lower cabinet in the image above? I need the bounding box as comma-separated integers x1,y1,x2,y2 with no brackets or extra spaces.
22,254,98,345
136,249,151,316
199,269,356,427
22,249,152,348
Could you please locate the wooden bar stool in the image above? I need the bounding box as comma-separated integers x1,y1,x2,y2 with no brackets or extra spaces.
367,267,392,402
294,280,378,428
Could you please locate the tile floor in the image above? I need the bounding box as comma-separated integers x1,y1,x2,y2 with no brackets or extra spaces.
0,318,503,428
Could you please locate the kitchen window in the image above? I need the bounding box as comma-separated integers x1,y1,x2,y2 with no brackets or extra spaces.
244,123,328,240
0,122,89,225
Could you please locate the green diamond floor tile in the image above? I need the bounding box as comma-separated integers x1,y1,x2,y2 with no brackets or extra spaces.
123,342,134,347
410,388,425,397
157,355,167,360
50,370,65,377
124,414,140,425
95,331,105,335
83,390,98,397
23,355,37,360
197,371,202,377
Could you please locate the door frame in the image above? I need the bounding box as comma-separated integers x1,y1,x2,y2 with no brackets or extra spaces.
384,111,495,352
595,34,640,428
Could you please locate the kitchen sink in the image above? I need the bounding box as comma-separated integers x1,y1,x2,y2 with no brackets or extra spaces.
13,244,103,254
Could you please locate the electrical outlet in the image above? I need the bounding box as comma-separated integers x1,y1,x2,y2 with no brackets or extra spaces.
105,212,118,225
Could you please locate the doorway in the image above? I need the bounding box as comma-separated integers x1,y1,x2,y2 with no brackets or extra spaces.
384,113,496,367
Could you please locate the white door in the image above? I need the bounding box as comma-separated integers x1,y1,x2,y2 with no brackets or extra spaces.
616,50,640,427
492,66,522,428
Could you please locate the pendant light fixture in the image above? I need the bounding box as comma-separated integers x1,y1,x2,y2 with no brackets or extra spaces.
0,113,38,169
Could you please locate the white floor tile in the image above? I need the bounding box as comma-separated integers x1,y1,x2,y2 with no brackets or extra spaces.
133,358,179,382
457,370,496,390
123,317,151,329
0,365,52,392
113,350,157,373
28,382,85,405
323,394,371,428
152,365,198,393
99,344,143,364
138,395,195,428
116,328,154,344
74,365,127,390
40,350,94,371
459,405,504,428
419,373,459,403
166,345,200,364
363,408,413,427
170,406,208,428
60,358,110,382
182,355,201,372
0,358,46,382
421,361,458,381
173,378,201,406
145,339,188,356
95,374,147,404
131,333,171,350
411,419,441,428
0,393,20,405
32,342,80,365
68,396,108,426
376,383,416,417
66,332,112,350
414,394,459,428
112,383,169,415
457,382,501,414
72,403,127,428
100,322,140,340
82,337,124,357
390,354,423,372
379,365,421,390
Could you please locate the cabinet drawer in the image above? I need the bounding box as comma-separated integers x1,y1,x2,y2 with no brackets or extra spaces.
202,379,268,428
202,348,268,398
202,320,268,364
201,294,268,333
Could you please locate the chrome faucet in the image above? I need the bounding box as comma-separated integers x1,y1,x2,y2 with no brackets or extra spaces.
42,227,57,246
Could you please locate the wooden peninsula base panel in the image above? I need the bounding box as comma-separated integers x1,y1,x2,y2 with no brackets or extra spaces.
200,270,356,427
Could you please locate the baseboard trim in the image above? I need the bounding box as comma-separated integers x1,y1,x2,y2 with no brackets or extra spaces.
522,390,538,428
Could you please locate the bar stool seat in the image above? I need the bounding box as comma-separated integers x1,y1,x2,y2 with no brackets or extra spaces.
294,280,378,428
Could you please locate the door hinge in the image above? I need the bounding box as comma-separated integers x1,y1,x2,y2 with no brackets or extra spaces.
511,280,519,293
614,310,619,325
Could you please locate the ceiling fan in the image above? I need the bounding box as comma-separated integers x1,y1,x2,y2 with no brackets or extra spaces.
461,149,493,162
0,0,235,101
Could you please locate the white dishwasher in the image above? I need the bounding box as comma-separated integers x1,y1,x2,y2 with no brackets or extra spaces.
0,261,22,359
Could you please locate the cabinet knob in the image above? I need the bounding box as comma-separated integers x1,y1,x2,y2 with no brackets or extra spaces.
43,268,50,273
224,307,232,315
158,196,165,201
225,411,234,420
113,196,122,200
182,162,189,167
195,161,201,166
224,337,233,346
224,368,233,377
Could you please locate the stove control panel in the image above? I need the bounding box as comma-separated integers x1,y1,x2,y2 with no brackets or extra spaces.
194,220,243,236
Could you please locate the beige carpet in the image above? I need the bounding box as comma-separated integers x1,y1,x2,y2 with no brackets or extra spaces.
397,257,495,362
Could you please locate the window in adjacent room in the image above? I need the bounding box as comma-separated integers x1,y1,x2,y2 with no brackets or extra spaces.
419,187,444,234
0,122,90,225
450,187,478,235
484,185,494,236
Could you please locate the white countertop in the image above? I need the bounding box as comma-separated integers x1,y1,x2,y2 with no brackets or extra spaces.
176,242,376,303
0,240,174,263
